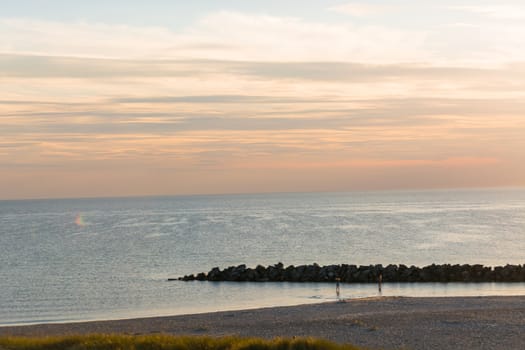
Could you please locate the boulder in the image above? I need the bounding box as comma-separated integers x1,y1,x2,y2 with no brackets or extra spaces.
175,262,525,283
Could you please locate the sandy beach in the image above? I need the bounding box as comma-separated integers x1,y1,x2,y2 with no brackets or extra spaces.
1,296,525,349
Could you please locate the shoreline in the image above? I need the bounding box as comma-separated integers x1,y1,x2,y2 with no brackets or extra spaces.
4,280,525,328
2,296,525,349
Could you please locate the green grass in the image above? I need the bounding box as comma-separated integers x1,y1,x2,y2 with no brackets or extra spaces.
0,335,365,350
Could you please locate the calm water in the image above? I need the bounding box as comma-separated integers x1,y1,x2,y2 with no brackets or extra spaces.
1,188,525,325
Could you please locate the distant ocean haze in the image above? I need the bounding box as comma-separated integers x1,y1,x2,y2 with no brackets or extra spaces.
1,188,525,325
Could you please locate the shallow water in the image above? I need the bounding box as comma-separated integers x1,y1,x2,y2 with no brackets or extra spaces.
1,188,525,325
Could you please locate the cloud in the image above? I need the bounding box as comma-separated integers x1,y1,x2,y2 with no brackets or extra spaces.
327,2,392,17
3,10,525,198
111,95,311,104
0,13,426,63
0,18,178,59
159,10,427,63
4,11,525,66
0,54,201,78
450,5,525,20
6,54,525,88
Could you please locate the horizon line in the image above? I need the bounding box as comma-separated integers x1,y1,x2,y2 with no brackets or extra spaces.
2,185,524,202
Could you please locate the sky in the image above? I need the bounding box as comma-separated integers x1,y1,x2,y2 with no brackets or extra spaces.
2,0,525,199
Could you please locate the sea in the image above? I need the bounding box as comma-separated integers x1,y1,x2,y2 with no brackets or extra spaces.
1,188,525,326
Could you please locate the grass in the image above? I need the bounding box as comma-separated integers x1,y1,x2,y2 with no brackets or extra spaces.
0,335,365,350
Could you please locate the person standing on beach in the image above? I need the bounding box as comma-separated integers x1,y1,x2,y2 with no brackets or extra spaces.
335,277,341,300
378,271,383,293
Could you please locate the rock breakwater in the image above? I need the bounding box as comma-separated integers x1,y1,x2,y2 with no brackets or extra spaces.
175,263,525,283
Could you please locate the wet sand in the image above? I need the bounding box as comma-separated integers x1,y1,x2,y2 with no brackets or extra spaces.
1,296,525,349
